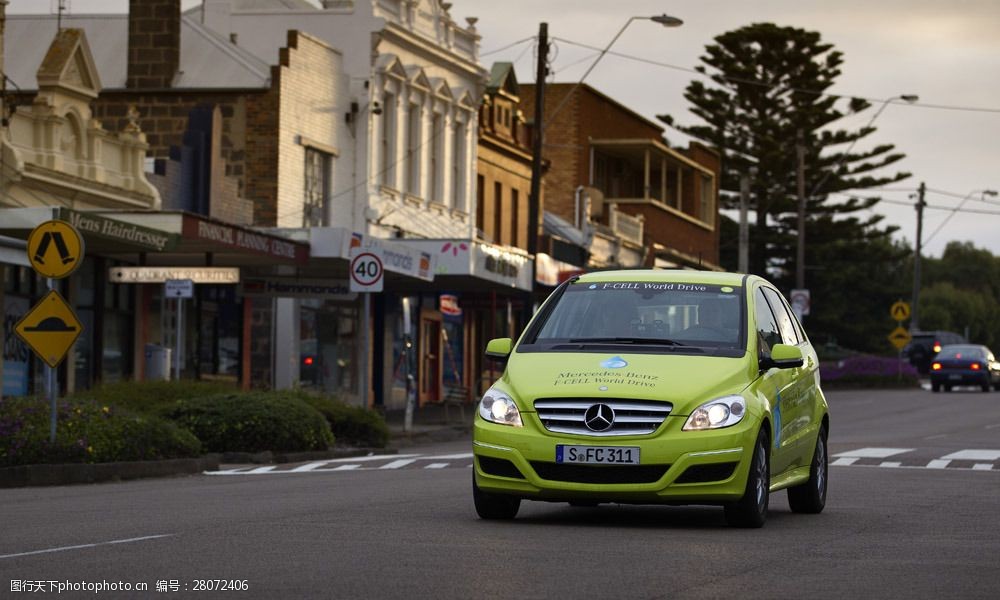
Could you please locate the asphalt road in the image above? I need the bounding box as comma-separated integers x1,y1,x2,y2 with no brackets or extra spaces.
2,387,998,599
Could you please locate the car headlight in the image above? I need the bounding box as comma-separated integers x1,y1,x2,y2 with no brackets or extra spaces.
479,388,522,427
682,395,747,431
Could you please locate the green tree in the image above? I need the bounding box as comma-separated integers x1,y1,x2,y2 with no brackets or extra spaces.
659,23,913,352
659,23,909,273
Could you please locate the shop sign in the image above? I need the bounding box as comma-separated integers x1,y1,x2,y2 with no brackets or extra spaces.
61,209,177,252
241,277,357,300
347,232,435,282
183,216,308,265
109,267,240,284
407,239,532,291
2,296,31,396
440,294,462,316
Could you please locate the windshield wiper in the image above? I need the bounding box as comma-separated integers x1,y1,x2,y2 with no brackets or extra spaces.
568,337,686,346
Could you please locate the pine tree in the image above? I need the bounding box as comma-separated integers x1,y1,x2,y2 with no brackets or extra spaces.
658,23,909,279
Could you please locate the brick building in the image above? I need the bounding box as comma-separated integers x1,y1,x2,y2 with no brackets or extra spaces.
522,83,722,270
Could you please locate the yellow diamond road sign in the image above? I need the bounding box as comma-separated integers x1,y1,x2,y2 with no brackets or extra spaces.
890,300,911,322
27,220,85,279
14,290,84,368
888,326,912,351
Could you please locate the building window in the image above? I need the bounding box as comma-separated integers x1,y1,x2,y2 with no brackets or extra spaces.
304,148,331,227
430,112,442,202
380,92,396,188
700,174,715,223
493,181,503,244
406,103,421,196
452,120,465,210
511,188,520,248
476,174,485,237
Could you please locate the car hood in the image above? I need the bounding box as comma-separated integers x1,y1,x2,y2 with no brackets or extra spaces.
501,350,753,416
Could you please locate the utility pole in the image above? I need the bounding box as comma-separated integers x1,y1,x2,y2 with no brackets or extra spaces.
738,171,750,273
910,181,926,332
795,129,806,290
524,23,548,327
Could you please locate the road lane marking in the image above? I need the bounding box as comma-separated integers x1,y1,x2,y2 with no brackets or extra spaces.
940,450,1000,461
832,447,915,458
427,453,475,460
926,460,951,469
247,466,277,473
424,463,449,469
923,434,947,440
290,462,333,472
879,461,902,468
330,464,360,471
972,464,994,471
0,534,175,560
831,457,859,466
379,459,418,469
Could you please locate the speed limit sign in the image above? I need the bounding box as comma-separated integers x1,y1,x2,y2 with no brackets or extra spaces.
350,247,384,292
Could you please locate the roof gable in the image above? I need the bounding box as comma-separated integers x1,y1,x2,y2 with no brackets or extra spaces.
36,28,102,99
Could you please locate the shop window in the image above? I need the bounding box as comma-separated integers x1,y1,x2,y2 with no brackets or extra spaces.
430,112,442,202
700,173,715,223
452,120,465,210
405,103,421,196
380,92,396,188
299,299,359,396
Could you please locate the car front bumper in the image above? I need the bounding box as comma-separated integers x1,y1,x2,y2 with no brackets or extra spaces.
473,414,760,504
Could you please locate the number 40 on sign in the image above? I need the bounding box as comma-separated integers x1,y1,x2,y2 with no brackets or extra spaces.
350,247,384,293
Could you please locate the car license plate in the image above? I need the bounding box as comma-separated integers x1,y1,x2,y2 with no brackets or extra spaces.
556,445,640,464
948,374,962,380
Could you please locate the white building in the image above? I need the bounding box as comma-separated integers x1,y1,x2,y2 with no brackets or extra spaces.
193,0,486,239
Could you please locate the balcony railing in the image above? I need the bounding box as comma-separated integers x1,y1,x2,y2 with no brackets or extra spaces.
608,205,644,246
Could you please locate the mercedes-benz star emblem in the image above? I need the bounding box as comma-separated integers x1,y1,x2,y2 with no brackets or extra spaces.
584,404,615,432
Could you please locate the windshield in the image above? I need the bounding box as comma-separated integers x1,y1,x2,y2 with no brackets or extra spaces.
936,345,985,359
531,281,744,351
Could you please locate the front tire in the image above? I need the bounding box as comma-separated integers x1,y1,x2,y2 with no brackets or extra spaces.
931,382,941,393
473,475,520,520
724,429,770,528
788,425,828,514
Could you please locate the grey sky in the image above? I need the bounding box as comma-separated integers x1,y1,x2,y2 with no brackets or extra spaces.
9,0,1000,257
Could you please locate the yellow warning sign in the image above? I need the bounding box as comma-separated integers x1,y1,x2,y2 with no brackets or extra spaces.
26,220,84,279
890,300,911,322
14,290,84,368
888,326,912,351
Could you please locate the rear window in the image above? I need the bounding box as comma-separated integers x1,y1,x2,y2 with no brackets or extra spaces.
936,345,985,359
528,281,745,352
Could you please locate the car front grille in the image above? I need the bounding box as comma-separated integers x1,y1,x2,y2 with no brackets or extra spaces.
533,398,673,437
529,462,670,484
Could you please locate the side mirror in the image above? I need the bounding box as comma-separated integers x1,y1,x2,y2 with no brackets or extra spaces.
761,343,804,370
485,338,513,361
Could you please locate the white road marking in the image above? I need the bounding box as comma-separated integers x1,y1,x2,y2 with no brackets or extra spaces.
831,457,859,466
926,460,951,469
972,464,994,471
923,434,947,440
832,447,915,458
290,462,334,472
379,459,418,469
424,463,449,469
247,466,277,473
985,423,1000,430
426,453,475,460
318,453,422,463
879,461,902,468
330,464,360,471
941,450,1000,461
0,534,174,560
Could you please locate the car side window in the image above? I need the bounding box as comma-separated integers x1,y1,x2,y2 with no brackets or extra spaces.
754,288,782,353
762,288,801,346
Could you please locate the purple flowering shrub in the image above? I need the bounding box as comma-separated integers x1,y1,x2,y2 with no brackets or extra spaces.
819,354,920,388
0,397,200,467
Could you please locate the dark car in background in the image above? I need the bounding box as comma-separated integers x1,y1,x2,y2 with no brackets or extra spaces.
903,331,966,375
930,344,1000,392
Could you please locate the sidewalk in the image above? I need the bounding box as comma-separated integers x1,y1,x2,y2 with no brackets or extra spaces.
384,401,473,448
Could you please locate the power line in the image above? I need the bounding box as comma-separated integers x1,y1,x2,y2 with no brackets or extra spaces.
480,36,535,58
549,36,1000,115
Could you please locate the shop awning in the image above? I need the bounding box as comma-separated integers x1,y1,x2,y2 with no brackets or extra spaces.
405,239,533,292
0,207,178,255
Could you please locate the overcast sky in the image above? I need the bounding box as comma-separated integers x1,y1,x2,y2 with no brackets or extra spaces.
8,0,1000,257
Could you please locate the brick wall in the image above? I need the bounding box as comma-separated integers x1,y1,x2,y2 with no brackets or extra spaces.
127,0,180,89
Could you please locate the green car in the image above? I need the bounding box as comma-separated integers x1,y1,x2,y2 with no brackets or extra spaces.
472,270,829,528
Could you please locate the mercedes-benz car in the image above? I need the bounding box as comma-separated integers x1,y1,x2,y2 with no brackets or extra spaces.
472,270,829,528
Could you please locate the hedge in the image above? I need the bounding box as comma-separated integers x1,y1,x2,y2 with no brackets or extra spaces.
295,391,390,448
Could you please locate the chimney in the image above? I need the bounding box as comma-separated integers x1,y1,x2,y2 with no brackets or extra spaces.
127,0,180,89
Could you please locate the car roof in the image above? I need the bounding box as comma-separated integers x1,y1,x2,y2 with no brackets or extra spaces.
573,269,749,287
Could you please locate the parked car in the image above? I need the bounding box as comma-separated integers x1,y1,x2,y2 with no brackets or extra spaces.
472,270,830,528
903,331,967,374
930,344,1000,392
